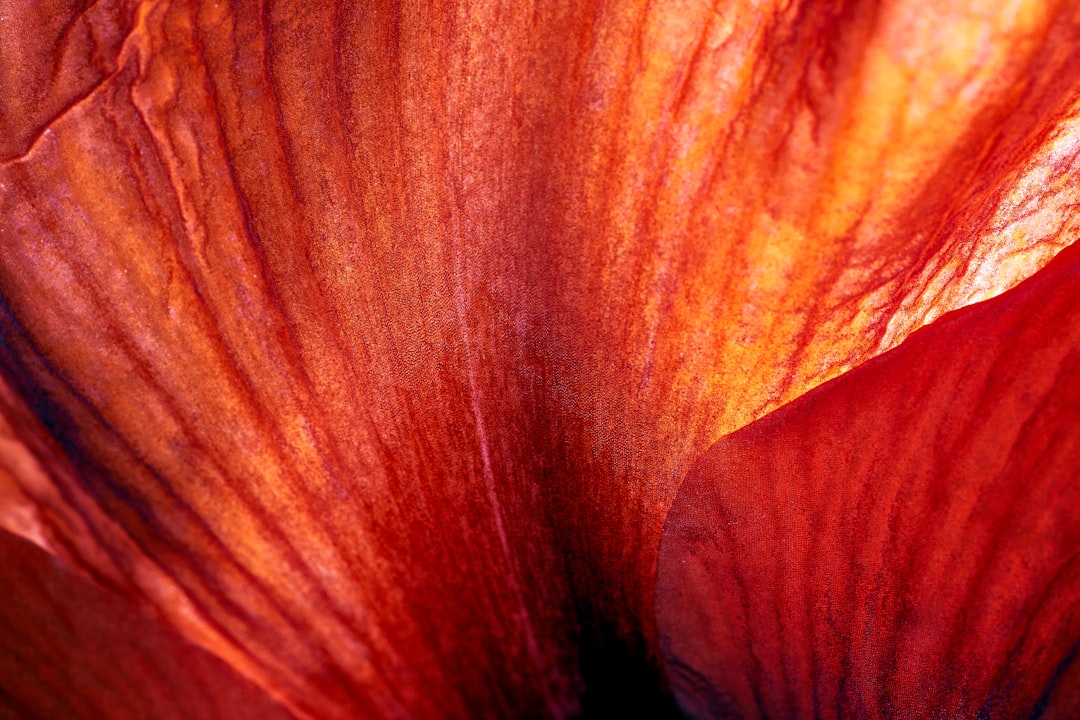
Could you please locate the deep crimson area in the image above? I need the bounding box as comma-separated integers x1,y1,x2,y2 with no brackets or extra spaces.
0,528,297,720
657,243,1080,718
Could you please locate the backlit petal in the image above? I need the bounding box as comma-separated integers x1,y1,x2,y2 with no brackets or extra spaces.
1,1,1079,715
657,240,1080,718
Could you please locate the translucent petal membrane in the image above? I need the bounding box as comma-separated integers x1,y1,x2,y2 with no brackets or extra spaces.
2,0,1080,716
657,241,1080,718
0,527,297,720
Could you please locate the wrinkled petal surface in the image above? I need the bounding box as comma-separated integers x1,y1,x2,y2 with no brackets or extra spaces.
1,0,1080,716
657,240,1080,718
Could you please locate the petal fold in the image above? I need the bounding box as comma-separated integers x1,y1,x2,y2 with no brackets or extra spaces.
3,1,1080,716
0,527,297,720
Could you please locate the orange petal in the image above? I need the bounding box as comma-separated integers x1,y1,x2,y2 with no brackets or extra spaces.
657,241,1080,717
1,1,1079,716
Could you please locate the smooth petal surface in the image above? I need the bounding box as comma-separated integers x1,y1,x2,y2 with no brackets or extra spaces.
2,0,1080,716
0,527,298,720
657,240,1080,717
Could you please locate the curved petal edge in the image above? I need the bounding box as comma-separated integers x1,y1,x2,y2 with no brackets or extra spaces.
0,527,298,720
657,240,1080,719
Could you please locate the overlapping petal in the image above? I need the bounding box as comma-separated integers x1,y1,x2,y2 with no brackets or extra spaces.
0,527,298,720
657,240,1080,718
0,0,1078,717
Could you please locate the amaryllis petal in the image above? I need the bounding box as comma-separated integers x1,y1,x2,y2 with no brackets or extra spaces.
656,240,1080,717
2,0,1080,717
0,526,298,720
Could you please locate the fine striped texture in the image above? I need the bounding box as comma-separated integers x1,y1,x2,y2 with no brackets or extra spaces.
2,0,1080,717
657,240,1080,718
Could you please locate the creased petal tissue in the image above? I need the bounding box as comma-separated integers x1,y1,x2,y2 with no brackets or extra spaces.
1,1,1078,717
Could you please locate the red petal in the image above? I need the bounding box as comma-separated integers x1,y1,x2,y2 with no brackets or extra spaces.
656,242,1080,717
3,1,1080,716
0,527,297,720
